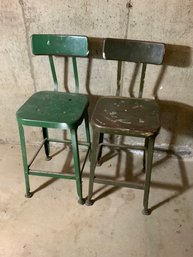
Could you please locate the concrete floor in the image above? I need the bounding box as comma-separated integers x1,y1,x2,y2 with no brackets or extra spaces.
0,143,193,257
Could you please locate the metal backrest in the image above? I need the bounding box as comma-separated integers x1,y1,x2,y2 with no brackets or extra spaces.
31,34,89,92
104,38,165,97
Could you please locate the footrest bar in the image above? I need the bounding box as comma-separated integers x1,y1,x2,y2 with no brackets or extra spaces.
99,142,146,151
94,177,144,190
29,169,76,180
48,138,90,147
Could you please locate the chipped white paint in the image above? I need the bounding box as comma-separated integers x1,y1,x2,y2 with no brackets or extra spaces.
96,119,106,125
109,111,117,116
117,119,132,124
139,118,145,123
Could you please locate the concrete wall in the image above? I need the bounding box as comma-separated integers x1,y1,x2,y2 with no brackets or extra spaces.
0,0,193,156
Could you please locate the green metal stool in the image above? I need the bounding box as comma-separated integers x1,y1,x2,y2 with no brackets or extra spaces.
16,34,90,204
85,38,165,214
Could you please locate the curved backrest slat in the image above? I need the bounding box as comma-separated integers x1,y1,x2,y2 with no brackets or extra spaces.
32,34,89,57
104,38,165,64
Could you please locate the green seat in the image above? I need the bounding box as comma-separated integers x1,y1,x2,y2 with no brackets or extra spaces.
85,38,165,214
16,34,90,204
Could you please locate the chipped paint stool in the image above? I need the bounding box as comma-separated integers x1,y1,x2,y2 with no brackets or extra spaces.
85,38,165,215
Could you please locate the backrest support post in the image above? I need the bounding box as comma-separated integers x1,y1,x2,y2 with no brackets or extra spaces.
116,61,122,96
72,57,79,93
138,63,147,98
49,55,58,91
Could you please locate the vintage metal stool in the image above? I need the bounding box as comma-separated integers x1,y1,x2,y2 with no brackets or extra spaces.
16,34,90,204
85,38,165,214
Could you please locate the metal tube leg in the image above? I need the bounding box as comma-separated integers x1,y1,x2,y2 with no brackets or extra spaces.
84,111,91,145
142,136,155,215
143,137,148,171
42,127,52,161
18,123,33,198
85,129,100,206
97,133,104,166
84,111,91,161
71,128,84,204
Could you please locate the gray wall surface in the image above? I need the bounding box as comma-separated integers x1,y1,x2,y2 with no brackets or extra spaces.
0,0,193,156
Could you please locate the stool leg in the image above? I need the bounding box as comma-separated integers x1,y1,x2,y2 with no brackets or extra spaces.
85,112,91,161
42,127,52,161
143,137,148,171
142,136,155,215
97,133,104,166
71,128,84,204
85,129,100,206
84,111,91,145
18,123,33,198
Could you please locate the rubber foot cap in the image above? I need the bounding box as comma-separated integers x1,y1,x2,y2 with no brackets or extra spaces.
142,209,151,215
78,198,85,205
85,199,94,206
45,156,52,161
25,192,33,198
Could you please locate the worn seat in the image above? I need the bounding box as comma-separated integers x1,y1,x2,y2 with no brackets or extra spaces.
85,38,165,214
92,97,160,136
16,34,90,204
